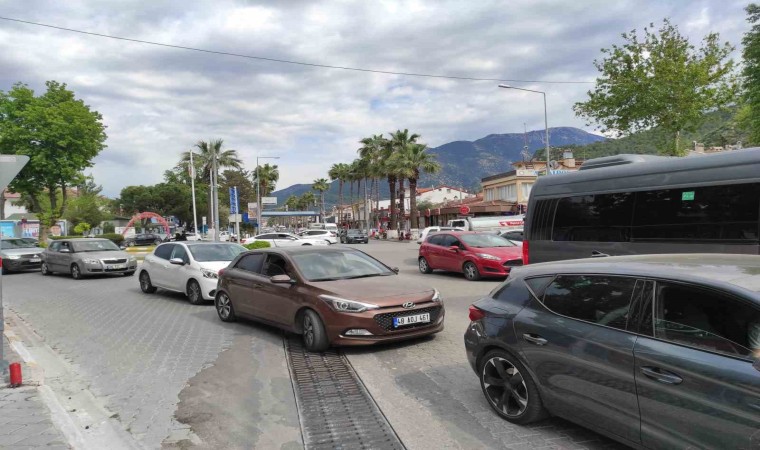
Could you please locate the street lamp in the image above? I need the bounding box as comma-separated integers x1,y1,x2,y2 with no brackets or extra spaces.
498,84,551,175
255,155,280,234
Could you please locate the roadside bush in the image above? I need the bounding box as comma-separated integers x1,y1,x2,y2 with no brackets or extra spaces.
102,222,116,234
244,241,271,250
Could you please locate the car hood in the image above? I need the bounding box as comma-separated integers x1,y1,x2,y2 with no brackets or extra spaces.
197,261,231,272
469,246,523,260
1,247,43,256
309,275,435,307
73,251,130,260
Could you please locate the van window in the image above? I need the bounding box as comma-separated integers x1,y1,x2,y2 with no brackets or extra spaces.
632,183,760,241
553,193,634,242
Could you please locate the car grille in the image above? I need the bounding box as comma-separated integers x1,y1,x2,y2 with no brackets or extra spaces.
102,259,128,264
503,258,523,267
373,305,442,331
21,254,41,259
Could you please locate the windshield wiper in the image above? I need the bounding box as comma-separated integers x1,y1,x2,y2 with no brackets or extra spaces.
343,274,381,280
309,277,345,282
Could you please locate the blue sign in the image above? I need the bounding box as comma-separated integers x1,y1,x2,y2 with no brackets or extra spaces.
229,187,239,214
242,213,249,223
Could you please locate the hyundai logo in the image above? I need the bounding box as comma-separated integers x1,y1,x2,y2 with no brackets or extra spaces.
402,302,415,309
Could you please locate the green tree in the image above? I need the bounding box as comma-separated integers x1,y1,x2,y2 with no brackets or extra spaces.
743,4,760,145
388,130,420,225
391,143,441,229
573,19,737,155
0,81,107,240
179,139,242,181
65,193,106,229
219,169,255,212
312,178,329,222
253,163,280,197
328,163,351,220
73,222,91,235
358,134,387,226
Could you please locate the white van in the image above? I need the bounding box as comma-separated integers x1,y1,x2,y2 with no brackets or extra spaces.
446,215,524,232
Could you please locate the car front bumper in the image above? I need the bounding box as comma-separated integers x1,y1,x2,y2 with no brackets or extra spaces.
325,302,445,346
474,259,513,278
198,277,219,301
3,257,42,271
83,261,138,275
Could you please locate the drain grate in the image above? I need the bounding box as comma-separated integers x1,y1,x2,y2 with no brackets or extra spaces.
285,337,405,450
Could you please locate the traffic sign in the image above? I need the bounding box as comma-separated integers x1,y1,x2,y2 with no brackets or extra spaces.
459,205,471,215
229,187,239,214
0,155,29,192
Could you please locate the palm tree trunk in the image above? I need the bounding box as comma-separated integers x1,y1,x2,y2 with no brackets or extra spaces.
409,177,418,229
397,178,405,231
388,175,396,231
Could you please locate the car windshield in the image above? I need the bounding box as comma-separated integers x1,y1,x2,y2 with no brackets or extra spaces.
1,239,38,249
71,240,121,252
291,250,394,281
188,243,246,262
460,234,516,248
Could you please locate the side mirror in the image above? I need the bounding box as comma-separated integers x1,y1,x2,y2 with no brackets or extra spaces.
271,274,295,284
754,357,760,373
169,257,185,265
391,267,400,274
448,245,459,252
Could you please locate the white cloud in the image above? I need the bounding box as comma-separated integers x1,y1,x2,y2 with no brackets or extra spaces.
0,0,749,195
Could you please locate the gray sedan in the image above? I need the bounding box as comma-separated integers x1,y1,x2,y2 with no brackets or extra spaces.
41,238,137,279
465,254,760,449
1,238,43,273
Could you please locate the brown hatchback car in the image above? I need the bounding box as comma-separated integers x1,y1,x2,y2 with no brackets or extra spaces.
215,247,445,351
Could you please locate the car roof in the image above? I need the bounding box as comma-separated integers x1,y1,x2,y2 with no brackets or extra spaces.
514,254,760,298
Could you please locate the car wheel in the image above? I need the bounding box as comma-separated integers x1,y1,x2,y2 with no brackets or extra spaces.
302,309,328,352
154,239,162,245
139,271,157,293
70,264,82,280
187,279,204,305
127,240,135,247
479,350,547,424
418,257,433,274
41,262,51,276
215,292,236,322
463,262,481,281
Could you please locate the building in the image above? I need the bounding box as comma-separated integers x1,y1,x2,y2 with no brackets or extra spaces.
481,152,583,212
2,191,28,219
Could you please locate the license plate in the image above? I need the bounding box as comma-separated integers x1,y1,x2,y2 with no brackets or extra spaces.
108,264,127,270
30,257,41,262
393,313,430,327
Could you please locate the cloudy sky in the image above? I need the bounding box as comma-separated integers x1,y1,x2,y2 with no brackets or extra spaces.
0,0,750,196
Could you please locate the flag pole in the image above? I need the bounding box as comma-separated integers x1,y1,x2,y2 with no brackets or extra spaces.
189,151,199,235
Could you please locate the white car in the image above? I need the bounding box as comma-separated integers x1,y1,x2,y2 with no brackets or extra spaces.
417,226,465,244
297,229,338,244
500,229,524,247
138,242,246,304
241,233,330,247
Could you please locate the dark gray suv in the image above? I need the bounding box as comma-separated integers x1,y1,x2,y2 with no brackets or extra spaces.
464,254,760,449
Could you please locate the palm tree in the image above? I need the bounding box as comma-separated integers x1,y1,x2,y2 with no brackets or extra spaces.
388,129,420,230
312,178,329,222
180,139,242,180
392,142,441,229
328,163,350,222
254,163,279,197
299,191,316,226
285,195,299,228
358,134,386,228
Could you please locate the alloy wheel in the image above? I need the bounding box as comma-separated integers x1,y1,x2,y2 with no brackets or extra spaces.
217,293,231,320
419,258,430,273
482,357,529,418
187,280,203,304
303,315,314,347
71,264,81,280
464,262,479,280
41,263,49,276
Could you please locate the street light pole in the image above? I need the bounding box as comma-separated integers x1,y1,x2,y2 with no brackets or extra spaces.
498,84,551,175
212,150,220,241
256,156,280,235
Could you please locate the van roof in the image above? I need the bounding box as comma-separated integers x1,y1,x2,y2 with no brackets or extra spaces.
532,148,760,197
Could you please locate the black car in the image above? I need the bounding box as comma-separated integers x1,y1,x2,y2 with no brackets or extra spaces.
124,233,165,247
464,254,760,449
340,229,368,244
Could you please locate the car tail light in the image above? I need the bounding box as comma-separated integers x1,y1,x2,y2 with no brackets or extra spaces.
468,305,486,322
522,240,529,265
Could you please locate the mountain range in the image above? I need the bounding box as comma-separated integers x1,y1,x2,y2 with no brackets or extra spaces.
271,127,605,207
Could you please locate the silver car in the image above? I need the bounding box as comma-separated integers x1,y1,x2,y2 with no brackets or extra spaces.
41,238,137,279
1,238,43,274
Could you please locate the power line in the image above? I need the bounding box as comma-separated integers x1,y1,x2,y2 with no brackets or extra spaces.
0,16,595,85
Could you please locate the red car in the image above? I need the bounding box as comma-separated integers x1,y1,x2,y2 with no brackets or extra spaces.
418,231,523,281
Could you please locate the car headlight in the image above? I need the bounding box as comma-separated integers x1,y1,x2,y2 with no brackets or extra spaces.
83,258,100,264
201,268,218,279
431,289,442,302
319,295,379,313
6,255,20,260
129,256,136,262
476,253,501,261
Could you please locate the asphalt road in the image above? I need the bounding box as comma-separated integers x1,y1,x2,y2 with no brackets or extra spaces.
2,240,624,450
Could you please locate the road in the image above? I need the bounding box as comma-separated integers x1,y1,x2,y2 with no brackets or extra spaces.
2,240,623,449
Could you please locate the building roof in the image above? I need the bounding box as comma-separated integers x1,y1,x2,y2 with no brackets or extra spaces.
3,192,21,200
5,213,37,221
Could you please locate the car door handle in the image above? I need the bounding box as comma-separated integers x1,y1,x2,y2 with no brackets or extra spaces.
641,366,683,385
522,334,548,346
591,250,610,258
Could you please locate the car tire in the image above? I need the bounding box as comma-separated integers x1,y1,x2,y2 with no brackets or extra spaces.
463,262,481,281
302,309,329,352
139,271,157,293
70,264,82,280
41,262,51,276
418,257,433,274
187,279,204,305
127,241,135,247
215,291,236,322
479,349,547,424
154,239,162,245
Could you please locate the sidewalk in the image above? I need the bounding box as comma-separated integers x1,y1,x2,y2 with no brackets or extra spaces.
1,332,69,449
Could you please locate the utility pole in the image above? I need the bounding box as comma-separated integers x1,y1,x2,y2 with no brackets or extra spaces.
212,150,220,241
498,84,551,175
189,151,198,234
